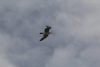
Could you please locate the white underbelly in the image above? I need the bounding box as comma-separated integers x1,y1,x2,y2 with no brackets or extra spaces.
44,32,49,35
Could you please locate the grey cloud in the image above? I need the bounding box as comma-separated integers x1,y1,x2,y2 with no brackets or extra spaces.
0,0,100,67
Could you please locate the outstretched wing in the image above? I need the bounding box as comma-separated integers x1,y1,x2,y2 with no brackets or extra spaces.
40,35,48,41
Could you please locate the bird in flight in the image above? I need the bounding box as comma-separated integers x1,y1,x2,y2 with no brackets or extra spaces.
40,25,52,41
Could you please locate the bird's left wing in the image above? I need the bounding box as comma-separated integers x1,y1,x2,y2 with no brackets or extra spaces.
40,35,48,41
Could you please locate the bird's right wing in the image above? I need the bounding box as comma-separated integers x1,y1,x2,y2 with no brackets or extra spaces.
44,25,51,32
40,35,48,41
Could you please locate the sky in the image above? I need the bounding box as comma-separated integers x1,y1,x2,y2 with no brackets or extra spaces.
0,0,100,67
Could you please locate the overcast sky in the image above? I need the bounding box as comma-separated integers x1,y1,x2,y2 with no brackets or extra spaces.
0,0,100,67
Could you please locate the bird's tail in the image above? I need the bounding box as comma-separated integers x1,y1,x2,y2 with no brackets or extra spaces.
40,32,44,34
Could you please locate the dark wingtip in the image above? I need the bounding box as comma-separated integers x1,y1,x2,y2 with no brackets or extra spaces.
40,39,42,41
46,25,51,29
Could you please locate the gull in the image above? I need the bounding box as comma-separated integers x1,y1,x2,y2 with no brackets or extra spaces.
40,25,52,41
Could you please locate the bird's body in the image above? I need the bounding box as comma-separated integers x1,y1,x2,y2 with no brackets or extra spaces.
40,26,52,41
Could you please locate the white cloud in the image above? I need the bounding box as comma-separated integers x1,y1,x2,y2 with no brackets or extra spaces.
0,33,19,67
0,57,17,67
45,0,100,67
45,43,100,67
0,0,100,67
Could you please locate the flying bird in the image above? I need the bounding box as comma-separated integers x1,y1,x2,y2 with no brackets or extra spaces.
40,25,52,41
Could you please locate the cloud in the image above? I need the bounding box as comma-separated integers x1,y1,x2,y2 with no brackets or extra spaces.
45,41,100,67
44,0,100,67
0,0,100,67
0,33,19,67
0,57,17,67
